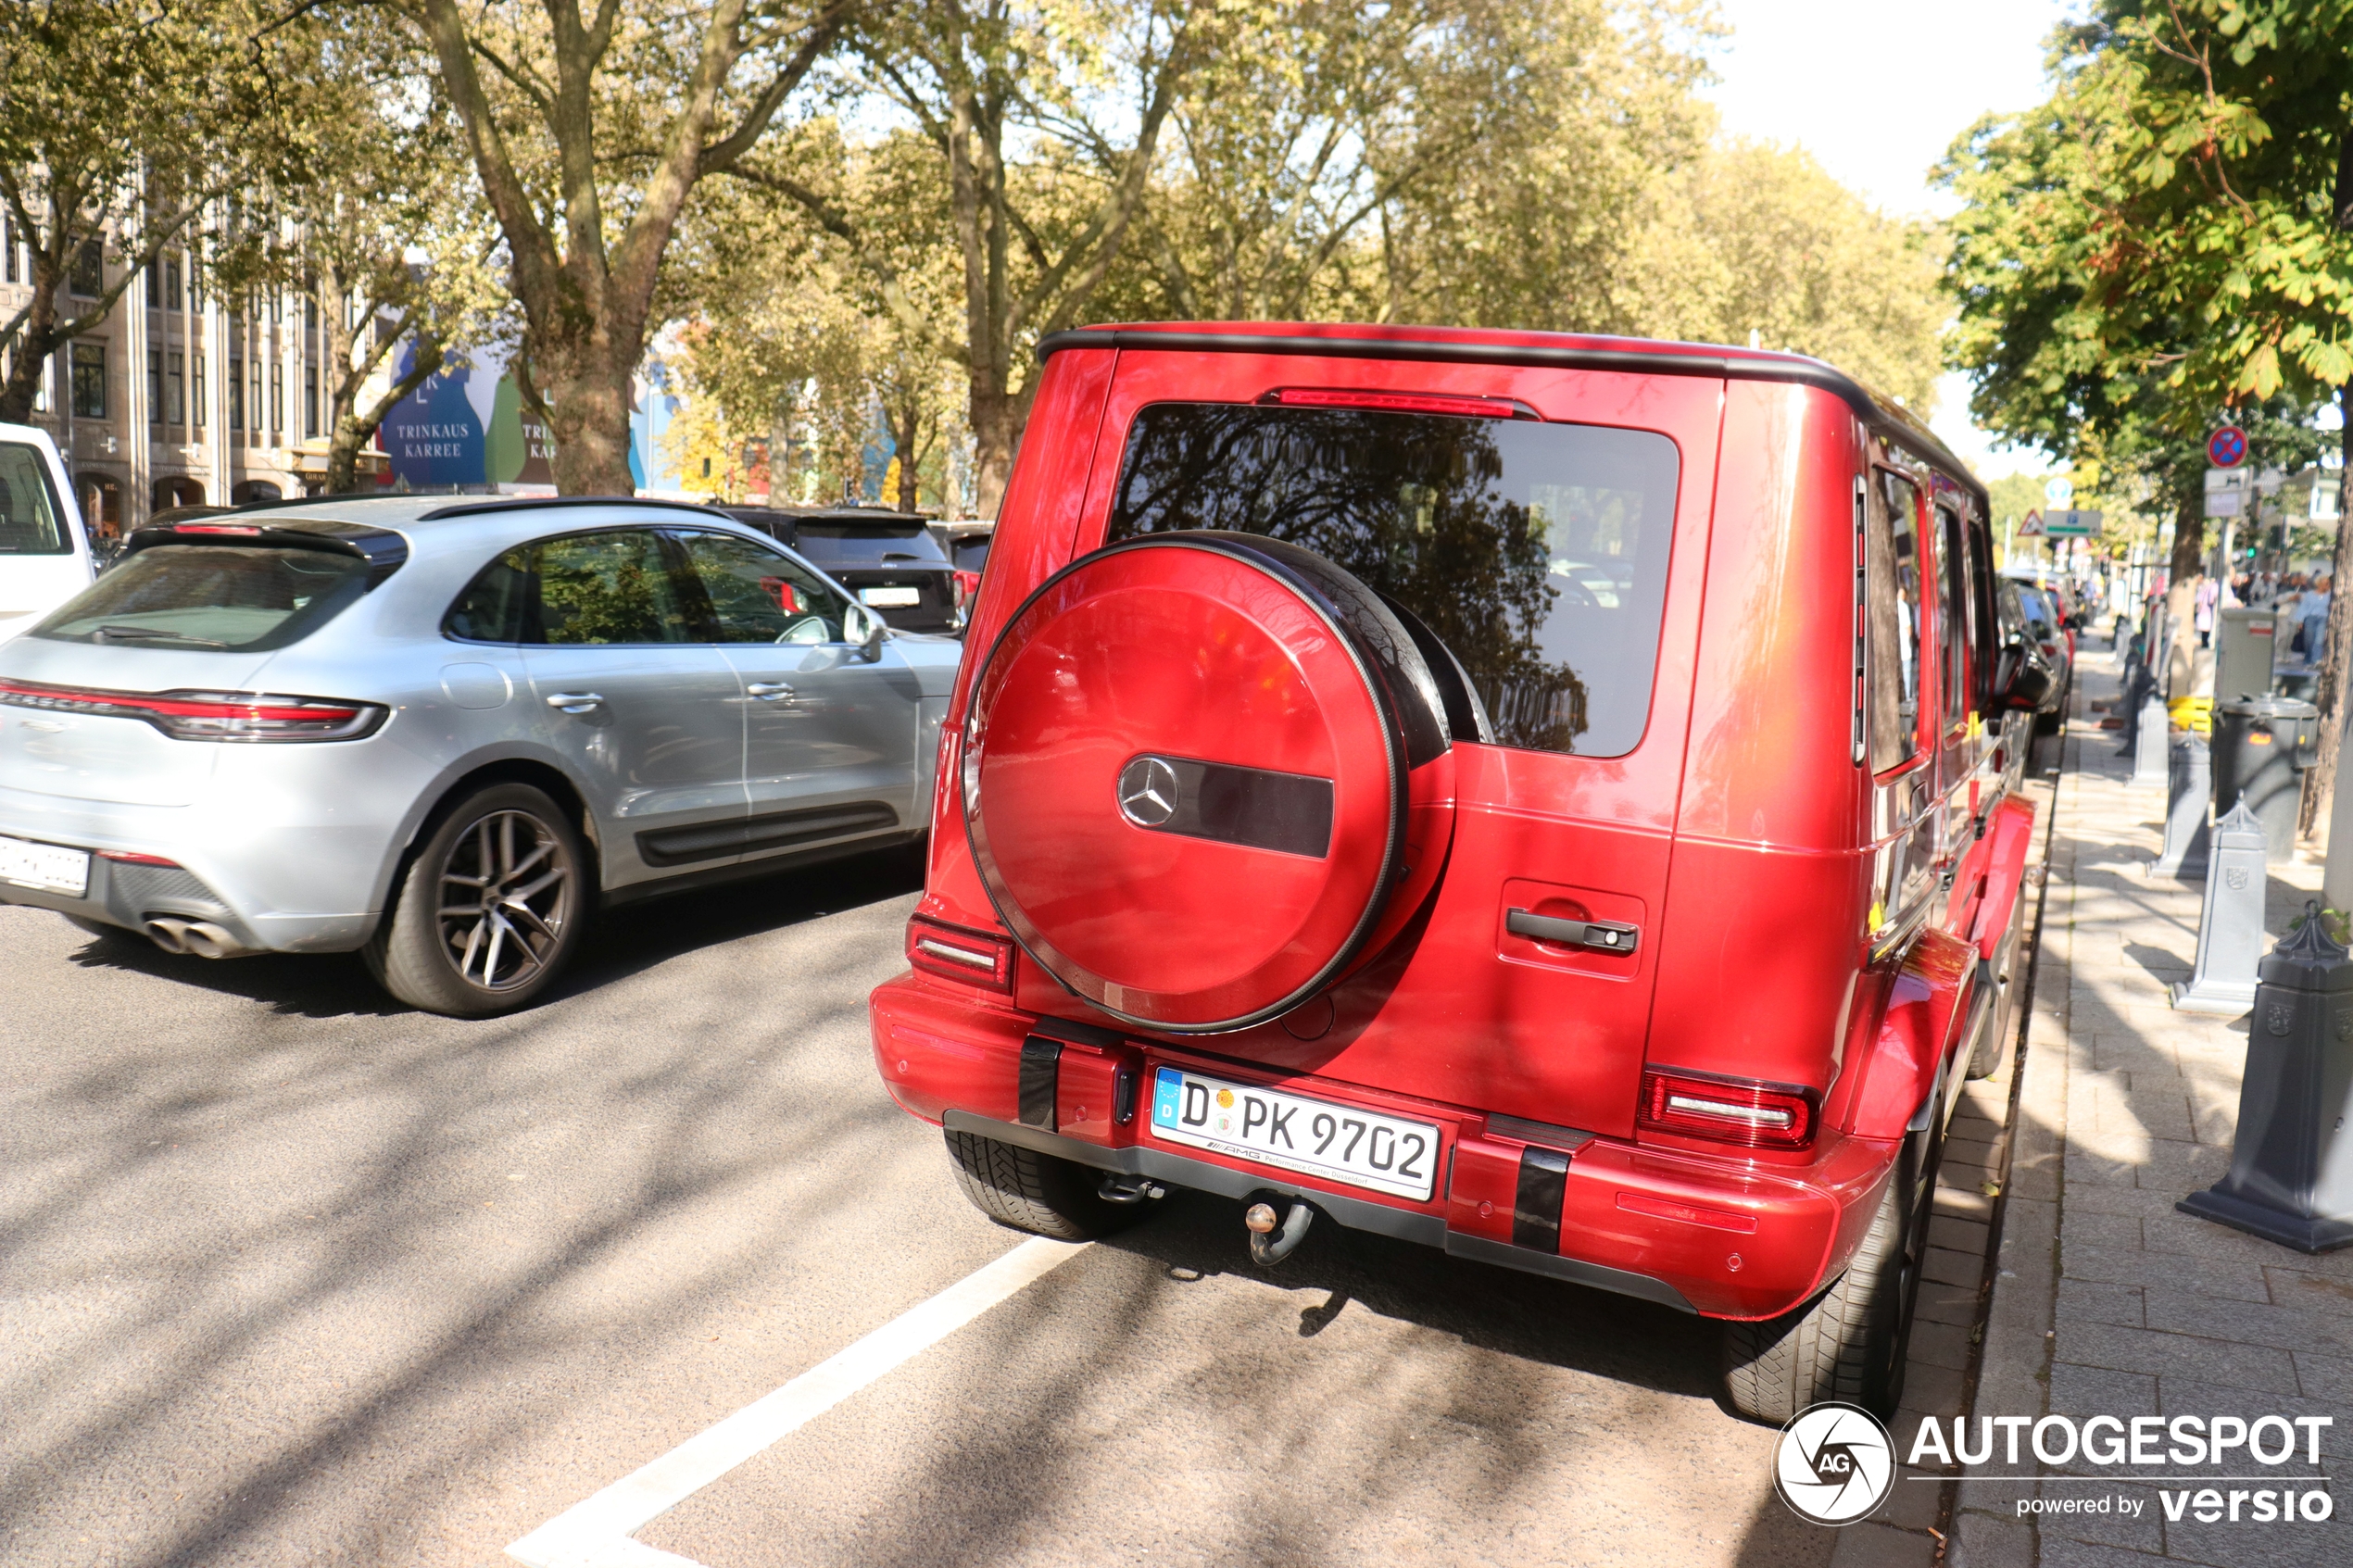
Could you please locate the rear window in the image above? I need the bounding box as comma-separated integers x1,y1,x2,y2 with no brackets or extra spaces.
950,534,991,571
1106,403,1681,757
0,442,69,556
792,521,950,567
31,545,371,651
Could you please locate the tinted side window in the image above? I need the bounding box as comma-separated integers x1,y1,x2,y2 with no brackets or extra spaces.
535,530,689,645
1107,403,1680,758
445,547,533,642
672,530,849,644
1936,507,1969,728
0,442,69,556
1866,471,1924,771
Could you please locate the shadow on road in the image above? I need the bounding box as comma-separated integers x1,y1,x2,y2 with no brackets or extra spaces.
50,838,929,1021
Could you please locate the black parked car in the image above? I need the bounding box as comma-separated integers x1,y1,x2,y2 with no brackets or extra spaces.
719,505,962,633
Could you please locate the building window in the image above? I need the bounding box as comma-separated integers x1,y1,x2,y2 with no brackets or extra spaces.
69,241,103,297
250,360,262,442
148,355,161,423
304,362,317,438
163,257,182,311
3,217,14,284
165,350,184,425
70,344,106,419
229,356,244,430
192,352,206,426
146,261,159,308
270,362,282,434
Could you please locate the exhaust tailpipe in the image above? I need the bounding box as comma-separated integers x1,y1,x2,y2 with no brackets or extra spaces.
178,922,245,960
143,918,248,959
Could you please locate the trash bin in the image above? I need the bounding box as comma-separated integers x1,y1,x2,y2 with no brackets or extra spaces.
2211,695,2320,862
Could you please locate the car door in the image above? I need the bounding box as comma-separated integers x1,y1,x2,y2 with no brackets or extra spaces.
667,527,922,862
514,527,748,889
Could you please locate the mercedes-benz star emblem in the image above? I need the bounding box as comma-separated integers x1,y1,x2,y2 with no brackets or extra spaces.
1117,756,1180,828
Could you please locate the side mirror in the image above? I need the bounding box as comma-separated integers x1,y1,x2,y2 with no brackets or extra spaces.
1993,641,2056,712
849,604,887,662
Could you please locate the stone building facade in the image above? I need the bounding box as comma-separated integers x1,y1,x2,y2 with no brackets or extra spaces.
3,229,357,540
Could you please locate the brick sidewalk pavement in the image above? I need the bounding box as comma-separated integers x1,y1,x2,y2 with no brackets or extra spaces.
1949,642,2353,1567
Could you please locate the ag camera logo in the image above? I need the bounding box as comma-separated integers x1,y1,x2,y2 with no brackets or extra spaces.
1775,1402,1895,1525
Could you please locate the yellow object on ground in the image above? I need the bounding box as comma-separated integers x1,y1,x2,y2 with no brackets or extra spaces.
2168,696,2212,735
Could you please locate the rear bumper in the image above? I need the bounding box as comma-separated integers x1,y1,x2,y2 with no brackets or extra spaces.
0,783,383,951
873,973,1897,1320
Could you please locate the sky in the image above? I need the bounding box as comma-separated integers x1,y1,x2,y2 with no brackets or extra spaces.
1701,0,2080,477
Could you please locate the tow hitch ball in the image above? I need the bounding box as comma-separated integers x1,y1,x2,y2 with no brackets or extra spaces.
1245,1198,1315,1266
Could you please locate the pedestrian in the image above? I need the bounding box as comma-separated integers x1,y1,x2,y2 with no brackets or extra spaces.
2302,575,2332,665
2196,573,2220,647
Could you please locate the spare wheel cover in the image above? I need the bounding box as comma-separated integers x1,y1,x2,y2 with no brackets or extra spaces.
965,533,1432,1032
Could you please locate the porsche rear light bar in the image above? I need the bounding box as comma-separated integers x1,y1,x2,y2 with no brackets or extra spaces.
1637,1068,1818,1149
0,679,387,742
1265,387,1539,420
906,915,1014,992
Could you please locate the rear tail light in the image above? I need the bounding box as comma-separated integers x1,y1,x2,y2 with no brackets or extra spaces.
0,679,387,742
1638,1069,1818,1149
952,570,982,608
96,849,182,867
906,915,1014,992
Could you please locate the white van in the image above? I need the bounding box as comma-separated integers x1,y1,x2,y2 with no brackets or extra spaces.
0,422,92,642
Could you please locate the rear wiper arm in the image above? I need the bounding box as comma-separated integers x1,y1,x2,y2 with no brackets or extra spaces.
879,552,925,561
94,625,228,648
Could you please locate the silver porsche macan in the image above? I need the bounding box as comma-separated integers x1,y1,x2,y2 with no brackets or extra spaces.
0,495,963,1015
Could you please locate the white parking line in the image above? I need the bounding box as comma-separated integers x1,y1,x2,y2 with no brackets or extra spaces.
507,1236,1092,1568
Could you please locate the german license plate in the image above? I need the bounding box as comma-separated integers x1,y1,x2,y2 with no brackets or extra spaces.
0,834,90,895
859,586,922,608
1149,1067,1440,1201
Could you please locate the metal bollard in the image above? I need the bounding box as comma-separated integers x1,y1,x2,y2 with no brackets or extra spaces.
2178,901,2353,1251
2152,734,2211,878
2131,693,2170,787
2171,801,2269,1015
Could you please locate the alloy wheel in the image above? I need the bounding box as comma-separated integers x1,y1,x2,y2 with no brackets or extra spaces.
436,809,574,992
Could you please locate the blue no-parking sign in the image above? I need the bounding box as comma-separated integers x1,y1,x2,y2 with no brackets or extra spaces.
2208,426,2249,468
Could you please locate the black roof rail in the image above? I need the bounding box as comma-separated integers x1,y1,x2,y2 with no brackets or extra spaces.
1036,325,1986,509
416,495,732,522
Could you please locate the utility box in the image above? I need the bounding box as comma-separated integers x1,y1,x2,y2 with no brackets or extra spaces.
2216,606,2278,704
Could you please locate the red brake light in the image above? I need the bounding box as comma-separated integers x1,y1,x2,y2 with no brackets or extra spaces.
952,570,982,608
0,679,387,742
906,915,1013,992
174,523,264,535
96,850,182,867
1638,1069,1818,1149
1267,387,1536,420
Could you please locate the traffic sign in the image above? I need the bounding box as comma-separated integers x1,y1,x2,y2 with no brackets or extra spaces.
2208,426,2249,468
2045,476,2074,506
2019,509,2045,536
2045,509,2104,537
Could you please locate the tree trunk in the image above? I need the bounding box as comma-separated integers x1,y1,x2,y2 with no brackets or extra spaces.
2300,390,2353,838
0,257,62,425
969,378,1017,519
536,343,637,495
2165,500,2206,698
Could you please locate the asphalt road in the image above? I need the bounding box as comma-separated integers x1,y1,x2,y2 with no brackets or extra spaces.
0,847,1832,1568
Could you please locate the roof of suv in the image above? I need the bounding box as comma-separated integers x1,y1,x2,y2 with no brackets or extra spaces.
1039,321,1982,507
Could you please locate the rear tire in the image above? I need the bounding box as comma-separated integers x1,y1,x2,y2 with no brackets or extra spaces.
944,1129,1139,1241
370,784,586,1017
1721,1118,1940,1424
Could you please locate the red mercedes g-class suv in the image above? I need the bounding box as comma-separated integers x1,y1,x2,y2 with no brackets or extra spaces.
868,323,2047,1423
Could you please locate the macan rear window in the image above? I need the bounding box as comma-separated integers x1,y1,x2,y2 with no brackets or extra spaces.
1106,402,1681,757
31,545,371,651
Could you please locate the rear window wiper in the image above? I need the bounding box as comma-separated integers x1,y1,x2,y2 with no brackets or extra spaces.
94,625,229,648
879,552,926,561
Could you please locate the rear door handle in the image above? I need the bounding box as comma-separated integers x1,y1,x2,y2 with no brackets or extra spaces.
545,692,604,714
745,682,796,701
1506,907,1639,955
